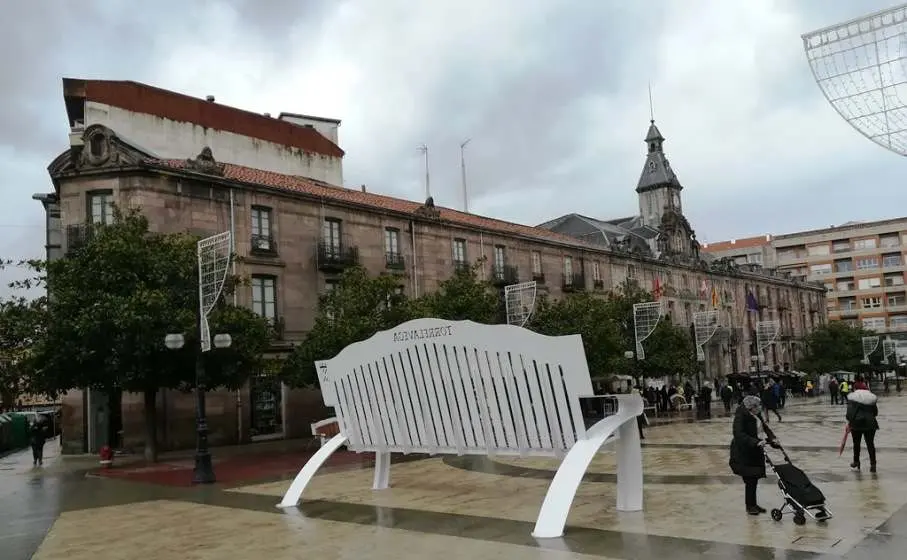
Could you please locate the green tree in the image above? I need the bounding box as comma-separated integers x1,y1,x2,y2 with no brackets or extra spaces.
529,292,620,376
28,209,271,461
0,295,45,410
636,321,697,380
281,266,410,388
411,261,500,323
796,321,878,374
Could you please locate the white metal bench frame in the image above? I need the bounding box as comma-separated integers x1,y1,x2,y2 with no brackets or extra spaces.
277,318,644,538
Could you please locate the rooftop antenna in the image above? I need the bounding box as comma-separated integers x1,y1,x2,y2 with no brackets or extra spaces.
418,144,431,199
648,82,655,122
460,138,471,213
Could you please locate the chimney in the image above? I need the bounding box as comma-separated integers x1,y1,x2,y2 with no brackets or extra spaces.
206,95,216,102
361,184,367,193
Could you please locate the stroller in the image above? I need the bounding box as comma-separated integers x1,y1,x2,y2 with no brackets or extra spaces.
760,417,833,526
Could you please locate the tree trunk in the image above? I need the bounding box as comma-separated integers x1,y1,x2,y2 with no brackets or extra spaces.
143,388,158,463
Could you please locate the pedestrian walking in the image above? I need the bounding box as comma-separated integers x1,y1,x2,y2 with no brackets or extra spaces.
729,395,768,515
852,376,868,391
761,381,782,423
721,384,734,415
828,378,839,405
846,388,879,473
29,419,48,467
840,380,850,405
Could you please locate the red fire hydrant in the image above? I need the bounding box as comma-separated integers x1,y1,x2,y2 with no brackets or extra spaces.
99,445,114,469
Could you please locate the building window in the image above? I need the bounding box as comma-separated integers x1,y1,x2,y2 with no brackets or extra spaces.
854,238,877,250
832,241,850,253
493,245,506,280
564,256,573,278
856,257,879,270
888,293,906,307
862,317,886,330
251,275,277,322
531,251,542,275
807,244,830,256
883,253,902,268
834,259,853,273
627,265,637,280
592,262,601,282
836,280,855,292
251,206,273,251
884,274,905,287
322,218,342,253
857,277,881,290
880,234,900,248
809,263,832,276
891,315,907,327
452,238,467,268
862,296,882,309
777,249,797,261
824,282,834,292
749,253,763,264
88,191,114,225
385,228,400,255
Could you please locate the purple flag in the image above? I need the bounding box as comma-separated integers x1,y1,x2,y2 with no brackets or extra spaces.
745,290,759,312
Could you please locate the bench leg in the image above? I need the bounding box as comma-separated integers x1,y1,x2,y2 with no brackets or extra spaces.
616,418,643,512
373,451,391,490
277,433,349,508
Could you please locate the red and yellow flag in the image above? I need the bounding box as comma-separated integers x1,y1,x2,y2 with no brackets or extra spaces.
711,285,721,309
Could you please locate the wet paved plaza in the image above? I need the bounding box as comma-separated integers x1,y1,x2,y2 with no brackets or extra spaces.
3,394,907,559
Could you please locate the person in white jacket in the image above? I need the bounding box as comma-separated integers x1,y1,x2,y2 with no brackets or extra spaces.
846,389,880,472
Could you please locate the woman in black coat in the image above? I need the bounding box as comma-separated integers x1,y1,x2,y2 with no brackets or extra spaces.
729,395,767,515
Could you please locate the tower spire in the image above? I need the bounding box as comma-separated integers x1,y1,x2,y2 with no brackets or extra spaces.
648,82,655,123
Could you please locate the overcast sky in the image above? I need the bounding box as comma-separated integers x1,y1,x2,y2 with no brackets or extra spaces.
1,0,905,293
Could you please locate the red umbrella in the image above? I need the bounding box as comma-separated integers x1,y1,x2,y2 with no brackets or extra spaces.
838,424,851,456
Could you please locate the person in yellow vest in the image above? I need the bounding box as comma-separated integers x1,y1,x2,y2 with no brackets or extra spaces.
805,380,814,397
840,380,850,405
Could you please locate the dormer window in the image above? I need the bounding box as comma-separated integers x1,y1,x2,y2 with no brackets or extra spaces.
89,134,105,158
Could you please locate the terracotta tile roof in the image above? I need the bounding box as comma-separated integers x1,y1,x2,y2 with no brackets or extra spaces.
147,159,596,249
701,235,771,252
64,78,344,158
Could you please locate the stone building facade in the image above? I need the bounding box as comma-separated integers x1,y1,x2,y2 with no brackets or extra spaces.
36,80,827,454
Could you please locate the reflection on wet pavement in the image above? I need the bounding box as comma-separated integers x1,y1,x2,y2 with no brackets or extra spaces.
3,395,907,559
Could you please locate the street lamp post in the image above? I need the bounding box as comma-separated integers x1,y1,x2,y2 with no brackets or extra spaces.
164,332,232,484
624,350,639,389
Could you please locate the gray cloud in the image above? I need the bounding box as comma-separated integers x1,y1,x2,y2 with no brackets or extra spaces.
2,0,906,296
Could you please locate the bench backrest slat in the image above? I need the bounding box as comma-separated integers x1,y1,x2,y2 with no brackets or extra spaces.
317,319,593,455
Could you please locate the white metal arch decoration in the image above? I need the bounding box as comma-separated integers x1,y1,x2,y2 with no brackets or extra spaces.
504,281,537,327
633,301,664,360
693,310,720,362
862,335,881,364
277,318,645,539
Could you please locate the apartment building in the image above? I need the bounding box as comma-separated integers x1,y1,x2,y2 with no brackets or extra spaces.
772,219,907,336
701,235,775,269
34,79,826,454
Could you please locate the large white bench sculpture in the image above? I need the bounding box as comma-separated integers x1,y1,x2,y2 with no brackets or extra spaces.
277,318,644,538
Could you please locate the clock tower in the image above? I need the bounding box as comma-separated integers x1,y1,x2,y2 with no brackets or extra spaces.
636,119,683,228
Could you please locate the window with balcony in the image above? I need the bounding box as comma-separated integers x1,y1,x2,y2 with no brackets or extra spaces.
888,293,906,307
832,241,850,253
891,315,907,327
88,191,114,225
858,277,881,290
251,275,277,322
834,259,853,273
748,252,763,264
250,206,274,252
493,245,506,281
809,263,832,276
854,238,877,250
885,273,905,287
384,228,403,268
836,280,854,292
839,297,857,310
862,296,882,309
452,238,467,269
322,218,342,254
807,244,830,256
777,249,798,261
883,253,902,268
880,234,900,248
862,317,886,331
531,251,543,280
856,257,880,270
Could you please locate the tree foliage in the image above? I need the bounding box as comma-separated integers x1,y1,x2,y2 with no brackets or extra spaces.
281,262,500,388
0,293,45,410
796,321,879,374
27,209,271,460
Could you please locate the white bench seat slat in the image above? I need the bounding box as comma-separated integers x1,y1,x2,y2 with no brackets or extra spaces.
281,318,645,539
